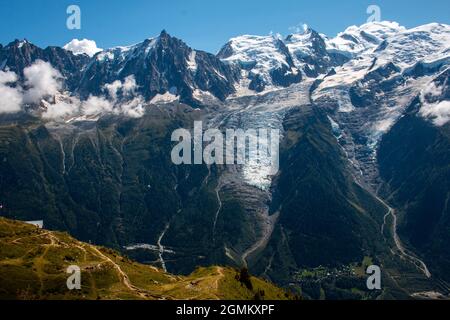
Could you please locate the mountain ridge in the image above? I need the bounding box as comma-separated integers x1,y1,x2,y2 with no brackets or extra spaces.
0,217,292,300
1,20,449,299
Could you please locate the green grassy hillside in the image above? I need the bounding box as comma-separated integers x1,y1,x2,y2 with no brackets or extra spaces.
0,218,292,300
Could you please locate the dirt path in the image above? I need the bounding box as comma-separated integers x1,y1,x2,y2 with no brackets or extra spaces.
34,232,57,295
90,246,141,293
182,266,225,300
213,266,225,290
377,196,431,278
76,241,170,299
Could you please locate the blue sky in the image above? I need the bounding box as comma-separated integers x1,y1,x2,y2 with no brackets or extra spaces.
1,0,449,53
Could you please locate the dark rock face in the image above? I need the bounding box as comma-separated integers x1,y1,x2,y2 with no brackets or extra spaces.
215,42,234,60
193,50,241,101
269,66,302,88
78,31,240,104
248,74,266,92
1,33,240,106
269,40,302,88
43,46,91,90
349,62,403,109
0,40,89,91
378,103,450,282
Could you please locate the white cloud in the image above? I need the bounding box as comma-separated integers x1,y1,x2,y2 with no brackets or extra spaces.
106,76,144,117
0,65,145,120
0,61,146,120
63,39,102,57
23,60,62,103
82,95,113,115
122,75,138,94
421,82,443,98
104,75,138,100
0,61,65,114
119,96,145,118
288,23,309,34
43,75,144,120
419,81,450,126
104,80,122,101
420,100,450,126
0,70,18,84
42,99,79,120
269,31,283,40
0,70,23,114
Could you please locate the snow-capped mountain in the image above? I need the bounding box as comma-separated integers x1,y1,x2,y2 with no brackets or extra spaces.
216,27,350,92
1,20,450,297
0,39,89,90
217,35,301,92
78,30,241,104
315,22,450,128
1,22,448,129
285,26,348,77
0,31,242,112
324,21,406,57
313,22,450,189
1,21,448,151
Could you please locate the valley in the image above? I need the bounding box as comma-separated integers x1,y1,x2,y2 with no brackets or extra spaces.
0,20,449,300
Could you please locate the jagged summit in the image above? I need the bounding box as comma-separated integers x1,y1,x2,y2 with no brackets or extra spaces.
0,37,89,90
80,30,240,103
217,34,301,91
6,39,30,48
1,21,449,110
324,21,407,57
1,19,450,300
285,26,348,77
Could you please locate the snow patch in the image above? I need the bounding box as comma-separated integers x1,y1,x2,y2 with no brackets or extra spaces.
325,21,406,57
187,50,197,72
220,35,291,85
150,92,179,104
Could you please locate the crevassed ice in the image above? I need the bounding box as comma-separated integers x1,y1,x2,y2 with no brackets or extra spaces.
239,111,284,190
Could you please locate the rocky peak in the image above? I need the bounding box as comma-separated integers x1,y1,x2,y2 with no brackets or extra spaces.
0,39,88,90
286,27,348,78
78,31,239,104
